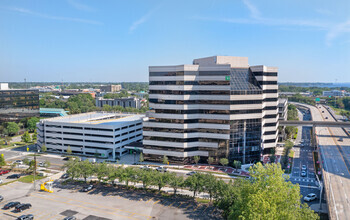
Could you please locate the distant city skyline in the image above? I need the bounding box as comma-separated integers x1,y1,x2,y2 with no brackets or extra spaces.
1,0,349,82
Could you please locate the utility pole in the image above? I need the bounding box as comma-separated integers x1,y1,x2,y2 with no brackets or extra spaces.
315,172,323,210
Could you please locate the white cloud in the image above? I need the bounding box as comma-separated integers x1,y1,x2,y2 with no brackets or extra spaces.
67,0,94,12
242,0,260,19
326,20,350,46
129,5,161,33
3,7,102,25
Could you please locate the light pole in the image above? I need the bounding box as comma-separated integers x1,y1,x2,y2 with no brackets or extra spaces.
33,149,39,191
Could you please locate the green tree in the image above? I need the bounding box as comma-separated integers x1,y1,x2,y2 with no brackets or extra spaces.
4,136,12,145
27,117,40,132
23,157,30,165
193,156,200,165
203,173,217,202
168,173,184,196
0,154,6,166
102,104,113,112
66,145,72,155
21,131,31,143
139,169,154,189
139,152,144,163
219,158,229,167
94,162,109,184
162,155,169,165
6,122,19,136
45,160,51,168
32,130,37,142
80,160,94,182
41,144,47,153
65,159,80,180
119,166,135,187
233,160,242,169
154,171,171,191
223,163,319,220
185,172,205,197
207,157,214,166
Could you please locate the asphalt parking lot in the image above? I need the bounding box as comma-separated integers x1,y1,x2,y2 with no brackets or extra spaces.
0,179,222,220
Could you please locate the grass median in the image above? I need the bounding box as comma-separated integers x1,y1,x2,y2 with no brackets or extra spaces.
18,175,45,183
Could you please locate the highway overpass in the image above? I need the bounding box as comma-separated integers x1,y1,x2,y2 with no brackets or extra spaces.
280,120,350,128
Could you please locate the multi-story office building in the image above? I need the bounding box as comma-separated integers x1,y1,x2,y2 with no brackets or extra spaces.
36,112,146,160
278,98,288,141
100,84,122,93
96,97,141,109
0,83,39,122
143,56,279,164
323,90,345,97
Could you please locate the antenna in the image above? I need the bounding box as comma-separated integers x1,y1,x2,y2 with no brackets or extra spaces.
24,78,27,89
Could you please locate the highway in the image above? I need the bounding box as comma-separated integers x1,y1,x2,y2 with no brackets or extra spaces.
295,102,350,220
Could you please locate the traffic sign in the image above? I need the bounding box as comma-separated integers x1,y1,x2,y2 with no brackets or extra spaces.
315,98,320,102
225,76,230,81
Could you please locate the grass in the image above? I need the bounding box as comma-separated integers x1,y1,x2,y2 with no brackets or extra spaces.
288,150,295,158
0,179,17,186
196,198,210,204
18,175,45,183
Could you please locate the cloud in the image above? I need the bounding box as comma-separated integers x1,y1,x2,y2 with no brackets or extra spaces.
326,20,350,46
3,6,102,25
242,0,260,19
67,0,94,12
129,5,161,33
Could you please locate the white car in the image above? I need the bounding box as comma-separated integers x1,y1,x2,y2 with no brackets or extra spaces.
301,165,307,171
304,193,317,202
15,160,23,165
0,179,3,184
38,162,45,167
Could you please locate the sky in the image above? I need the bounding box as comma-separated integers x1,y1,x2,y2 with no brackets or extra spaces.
0,0,350,83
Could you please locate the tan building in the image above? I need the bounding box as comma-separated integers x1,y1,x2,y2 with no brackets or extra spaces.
100,85,122,92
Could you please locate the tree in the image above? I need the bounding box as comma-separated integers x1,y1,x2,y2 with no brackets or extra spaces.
94,162,109,184
119,166,135,187
21,131,31,143
45,160,51,168
4,136,12,145
32,130,37,142
168,173,184,196
27,117,40,132
233,160,242,169
207,157,214,166
219,158,229,167
66,145,72,155
162,155,169,165
0,154,6,166
203,173,217,202
65,160,80,180
193,156,200,165
23,158,30,165
222,163,319,220
139,169,154,189
185,173,205,197
6,122,19,136
41,144,47,153
79,160,94,182
154,171,170,191
102,104,113,112
139,152,144,163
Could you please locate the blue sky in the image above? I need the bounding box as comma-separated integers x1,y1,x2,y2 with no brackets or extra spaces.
0,0,349,83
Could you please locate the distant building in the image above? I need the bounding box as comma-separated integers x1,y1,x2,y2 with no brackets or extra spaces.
278,98,288,141
36,112,147,160
143,56,279,164
96,97,141,109
279,92,313,97
0,83,39,122
322,90,345,97
133,91,148,99
100,85,122,93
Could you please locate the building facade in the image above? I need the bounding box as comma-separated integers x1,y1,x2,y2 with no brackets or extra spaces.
96,97,141,109
143,56,279,164
36,112,146,160
100,85,122,93
0,83,39,122
278,98,288,141
323,90,345,97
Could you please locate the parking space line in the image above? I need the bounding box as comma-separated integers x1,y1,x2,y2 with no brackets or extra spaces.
185,203,192,210
193,204,200,212
168,201,176,207
145,198,153,203
153,200,160,205
202,205,209,213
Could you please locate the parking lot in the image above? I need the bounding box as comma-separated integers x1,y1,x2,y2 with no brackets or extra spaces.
0,178,222,220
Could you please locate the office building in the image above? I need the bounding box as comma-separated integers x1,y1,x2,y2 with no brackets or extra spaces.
96,97,141,109
143,56,279,164
100,84,122,93
278,98,288,141
0,83,39,122
36,112,146,160
323,90,345,97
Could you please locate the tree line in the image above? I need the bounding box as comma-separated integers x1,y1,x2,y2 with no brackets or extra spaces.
65,159,318,220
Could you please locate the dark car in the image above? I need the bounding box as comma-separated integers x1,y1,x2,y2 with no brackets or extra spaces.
186,171,197,176
81,184,94,192
0,195,3,202
61,173,69,179
3,201,20,209
63,216,77,220
6,174,21,179
17,214,34,220
15,203,31,212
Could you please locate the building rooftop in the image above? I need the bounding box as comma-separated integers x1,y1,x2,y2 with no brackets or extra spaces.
42,112,145,125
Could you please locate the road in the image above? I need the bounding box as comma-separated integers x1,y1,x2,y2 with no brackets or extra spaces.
295,102,350,220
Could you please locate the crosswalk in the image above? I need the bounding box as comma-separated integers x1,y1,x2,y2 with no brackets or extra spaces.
291,178,315,182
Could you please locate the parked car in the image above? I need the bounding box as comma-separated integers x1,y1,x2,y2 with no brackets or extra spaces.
322,111,324,113
81,185,94,192
7,174,21,179
63,216,77,220
0,179,3,184
3,201,20,209
140,165,151,170
301,171,307,177
301,165,307,171
304,193,317,202
17,214,34,220
186,171,197,176
0,170,10,175
156,166,168,172
38,162,45,167
325,117,328,119
0,195,3,202
15,160,23,165
61,173,69,179
339,137,343,142
15,203,32,212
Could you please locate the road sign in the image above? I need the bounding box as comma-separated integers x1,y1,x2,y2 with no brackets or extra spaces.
225,76,230,81
27,147,29,152
315,98,320,102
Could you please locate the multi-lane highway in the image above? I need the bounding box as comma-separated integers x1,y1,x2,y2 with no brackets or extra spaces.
295,102,350,220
